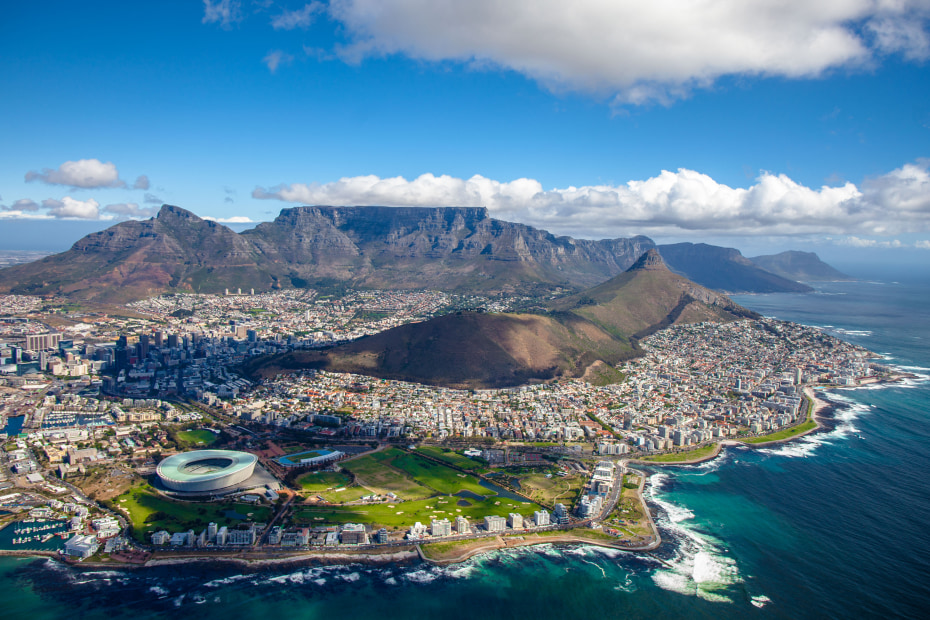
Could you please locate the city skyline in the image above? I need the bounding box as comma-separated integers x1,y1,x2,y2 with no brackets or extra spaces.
2,1,929,265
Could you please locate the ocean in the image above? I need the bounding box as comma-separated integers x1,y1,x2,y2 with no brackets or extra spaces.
2,272,929,619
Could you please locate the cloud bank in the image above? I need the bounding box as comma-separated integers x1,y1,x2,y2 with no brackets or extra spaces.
253,160,930,239
0,197,158,221
25,159,126,189
328,0,930,104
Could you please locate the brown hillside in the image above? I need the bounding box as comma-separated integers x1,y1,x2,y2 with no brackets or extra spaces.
550,249,758,338
243,311,638,390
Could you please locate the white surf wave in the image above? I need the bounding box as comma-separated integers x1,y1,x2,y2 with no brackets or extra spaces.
758,392,871,458
148,585,169,597
202,574,250,589
645,473,742,603
752,594,773,608
647,473,695,523
403,568,442,584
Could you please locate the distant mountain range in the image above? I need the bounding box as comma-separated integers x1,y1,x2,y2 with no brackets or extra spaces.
749,250,852,282
242,249,759,389
0,204,845,302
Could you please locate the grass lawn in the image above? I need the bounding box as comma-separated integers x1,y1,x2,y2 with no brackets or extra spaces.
292,494,539,530
117,485,272,542
420,537,486,559
517,472,585,506
389,451,489,496
602,477,652,539
296,471,352,492
638,443,718,463
318,486,370,503
743,419,817,444
415,446,483,470
175,429,218,447
341,449,434,500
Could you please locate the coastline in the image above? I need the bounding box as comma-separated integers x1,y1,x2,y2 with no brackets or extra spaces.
6,375,912,573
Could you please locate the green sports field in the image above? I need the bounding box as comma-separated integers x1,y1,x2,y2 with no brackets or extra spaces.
292,494,539,529
341,449,434,500
415,446,484,470
296,470,352,492
175,429,218,446
116,485,272,542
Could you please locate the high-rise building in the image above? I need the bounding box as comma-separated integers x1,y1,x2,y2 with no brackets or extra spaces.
154,331,164,347
376,528,389,544
431,518,452,537
26,332,61,351
455,516,470,534
484,516,506,532
533,510,550,526
508,513,523,529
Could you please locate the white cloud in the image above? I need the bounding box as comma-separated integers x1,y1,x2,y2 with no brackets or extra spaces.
272,2,323,30
253,160,930,239
102,203,158,219
41,197,103,220
0,210,53,220
144,193,164,204
2,199,41,212
203,216,255,223
328,0,930,104
25,158,126,189
133,175,150,190
263,49,294,73
203,0,241,29
831,236,930,249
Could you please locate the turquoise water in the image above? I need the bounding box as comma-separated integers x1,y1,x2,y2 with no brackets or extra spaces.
1,273,929,618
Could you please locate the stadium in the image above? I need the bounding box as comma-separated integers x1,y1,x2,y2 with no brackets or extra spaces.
156,449,258,494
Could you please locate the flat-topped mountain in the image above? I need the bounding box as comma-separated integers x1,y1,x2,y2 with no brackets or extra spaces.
0,205,654,301
0,205,831,301
242,205,655,291
657,243,814,293
750,250,851,282
244,249,758,389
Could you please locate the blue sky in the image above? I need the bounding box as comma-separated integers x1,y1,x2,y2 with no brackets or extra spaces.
2,1,929,267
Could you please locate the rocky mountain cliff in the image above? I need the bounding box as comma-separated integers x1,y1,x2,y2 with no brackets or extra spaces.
242,205,655,291
0,205,826,302
658,243,813,293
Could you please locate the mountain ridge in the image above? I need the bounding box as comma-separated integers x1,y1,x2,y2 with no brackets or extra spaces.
0,205,831,301
749,250,852,282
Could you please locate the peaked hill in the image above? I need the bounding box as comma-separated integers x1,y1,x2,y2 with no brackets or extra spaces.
243,250,757,389
749,251,851,282
550,249,758,340
0,206,274,302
